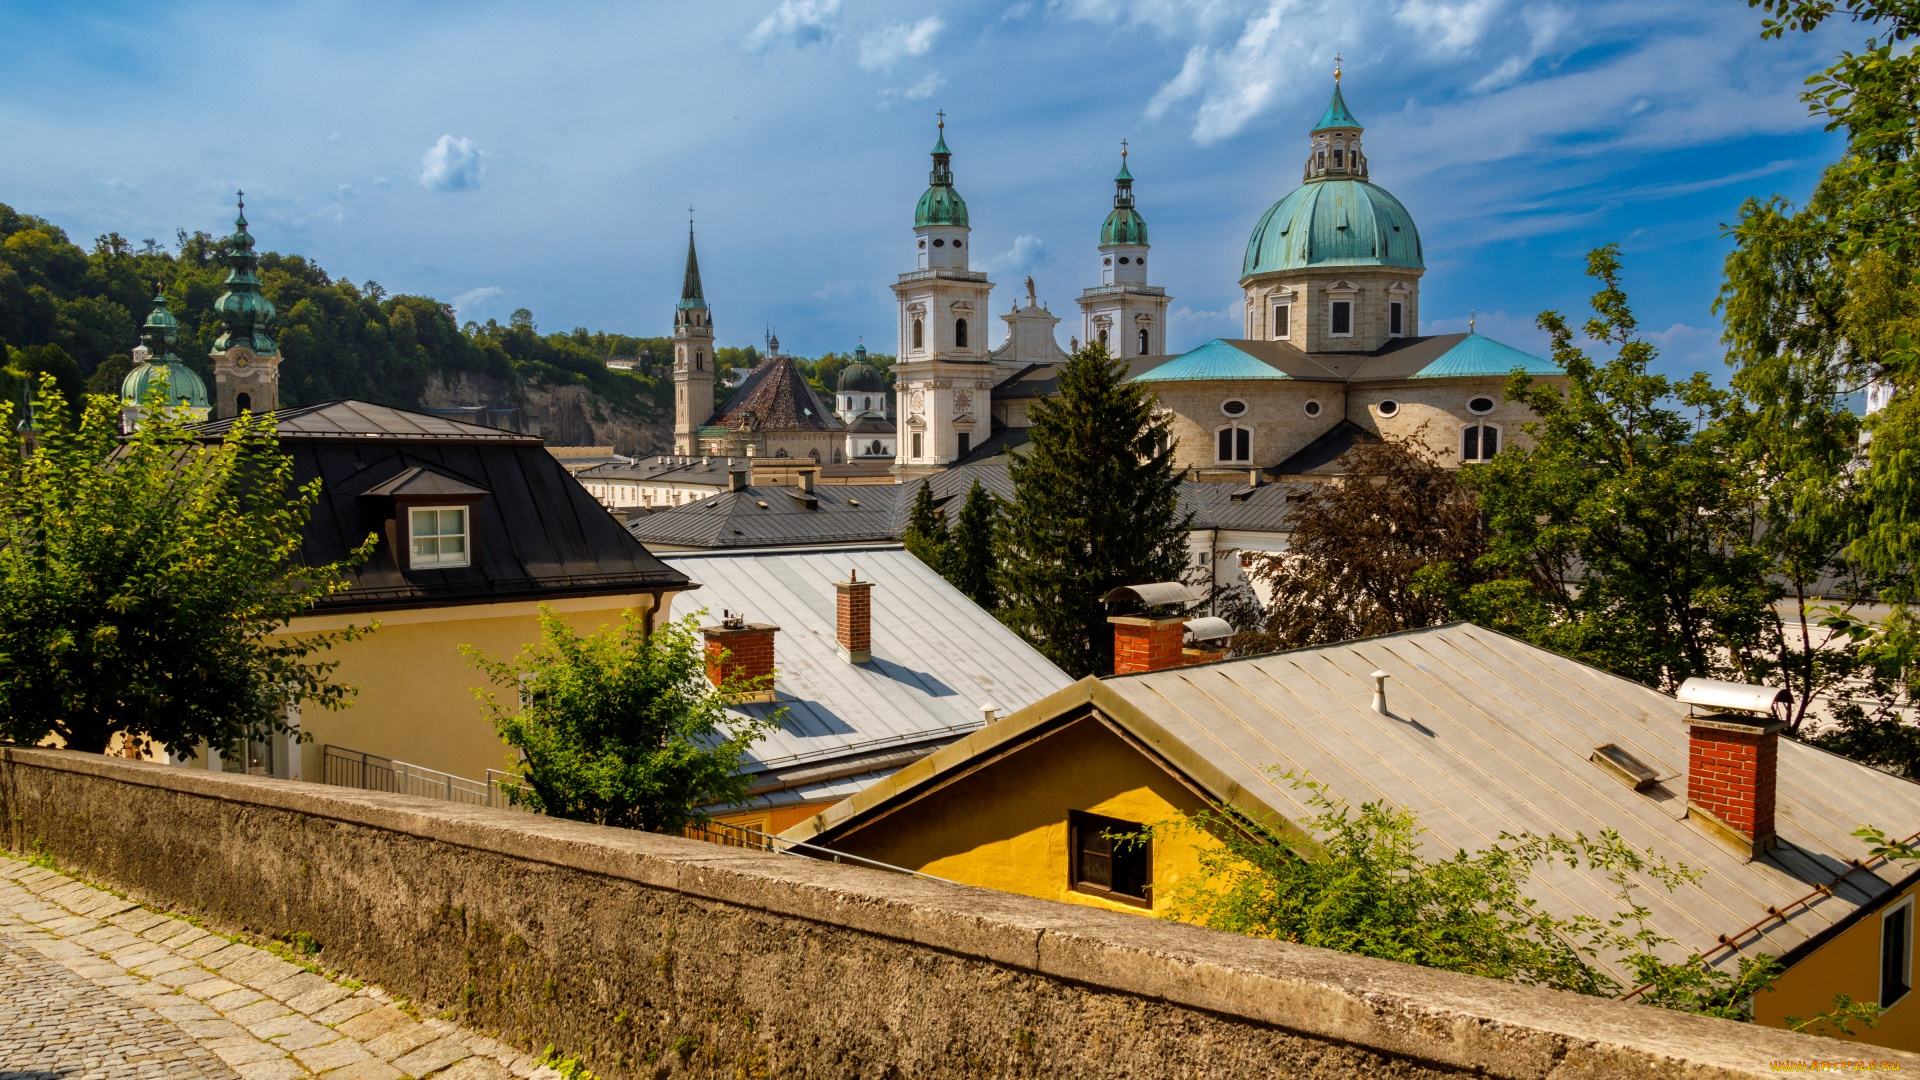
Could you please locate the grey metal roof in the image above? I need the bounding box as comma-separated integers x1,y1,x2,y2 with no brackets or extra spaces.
633,485,903,550
664,547,1074,792
577,457,747,486
193,400,537,442
1101,623,1920,978
1269,419,1379,477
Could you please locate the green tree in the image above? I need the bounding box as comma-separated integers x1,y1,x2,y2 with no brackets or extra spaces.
902,480,949,573
946,479,999,610
466,608,778,832
1240,438,1487,653
0,379,373,755
1153,774,1782,1019
996,342,1190,676
1460,247,1773,691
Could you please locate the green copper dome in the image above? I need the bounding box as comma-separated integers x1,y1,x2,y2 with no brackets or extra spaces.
837,360,884,393
122,290,209,410
914,121,969,228
212,195,278,357
1242,179,1422,276
1313,81,1361,132
1100,149,1148,246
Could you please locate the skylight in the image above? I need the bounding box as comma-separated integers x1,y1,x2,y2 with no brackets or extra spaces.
1590,744,1659,791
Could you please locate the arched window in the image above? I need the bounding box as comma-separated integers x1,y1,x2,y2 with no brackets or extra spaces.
1098,328,1110,348
863,396,872,411
695,348,705,370
1216,426,1252,463
1462,424,1500,462
912,319,924,350
1137,329,1149,355
235,392,252,413
955,318,969,348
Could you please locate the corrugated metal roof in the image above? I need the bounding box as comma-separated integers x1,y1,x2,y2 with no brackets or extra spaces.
193,400,537,442
1101,624,1920,978
631,485,903,549
664,547,1074,791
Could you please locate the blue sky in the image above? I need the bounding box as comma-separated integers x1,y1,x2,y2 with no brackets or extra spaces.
0,1,1857,379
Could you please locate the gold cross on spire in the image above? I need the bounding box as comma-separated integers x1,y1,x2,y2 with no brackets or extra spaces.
1121,138,1129,160
936,108,945,131
1334,53,1343,82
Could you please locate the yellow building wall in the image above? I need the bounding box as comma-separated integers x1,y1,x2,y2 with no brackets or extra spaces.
714,803,828,836
1754,879,1920,1052
286,593,660,785
828,716,1220,918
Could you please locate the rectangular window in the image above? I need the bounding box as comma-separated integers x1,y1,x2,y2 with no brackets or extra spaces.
1236,427,1251,461
1274,303,1291,339
1389,301,1404,336
1330,300,1352,336
1463,426,1479,461
408,506,470,569
911,432,923,459
1217,427,1233,461
1463,425,1500,462
1070,810,1150,907
1886,899,1914,1008
957,432,971,457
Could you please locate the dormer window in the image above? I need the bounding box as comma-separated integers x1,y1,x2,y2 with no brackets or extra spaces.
409,507,470,568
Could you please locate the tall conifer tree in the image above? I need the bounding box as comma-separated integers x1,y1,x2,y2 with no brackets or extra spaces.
902,480,949,573
996,343,1189,676
948,479,998,610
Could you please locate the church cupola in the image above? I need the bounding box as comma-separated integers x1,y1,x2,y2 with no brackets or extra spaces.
1304,61,1368,184
1100,142,1150,287
122,285,210,431
913,112,971,271
209,193,280,420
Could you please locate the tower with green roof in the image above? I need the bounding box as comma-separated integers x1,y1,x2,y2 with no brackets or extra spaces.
120,286,211,432
1239,67,1424,353
209,193,281,419
671,217,716,454
1078,141,1170,358
892,112,997,477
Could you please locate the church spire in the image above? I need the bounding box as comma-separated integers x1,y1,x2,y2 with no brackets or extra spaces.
1304,65,1368,182
678,212,707,311
212,192,278,356
1100,141,1148,248
914,111,969,229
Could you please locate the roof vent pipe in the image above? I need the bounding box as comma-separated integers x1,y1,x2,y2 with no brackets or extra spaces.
1370,670,1390,715
981,700,1001,724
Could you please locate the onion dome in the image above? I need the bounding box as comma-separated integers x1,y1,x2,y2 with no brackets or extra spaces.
1100,144,1148,247
212,193,278,356
123,287,210,409
913,115,969,228
1242,76,1423,277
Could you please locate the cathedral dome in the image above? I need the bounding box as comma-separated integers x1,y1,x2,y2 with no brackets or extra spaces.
122,357,210,410
1242,180,1423,276
914,122,970,228
838,360,884,393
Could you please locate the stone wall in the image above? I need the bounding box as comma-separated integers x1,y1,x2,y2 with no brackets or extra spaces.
2,747,1907,1080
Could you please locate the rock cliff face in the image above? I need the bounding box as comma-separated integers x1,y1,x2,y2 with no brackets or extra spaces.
420,371,671,456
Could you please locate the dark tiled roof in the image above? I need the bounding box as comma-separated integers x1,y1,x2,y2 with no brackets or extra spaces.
193,400,536,442
629,484,903,549
710,355,845,431
194,400,687,612
847,414,897,434
1269,419,1380,476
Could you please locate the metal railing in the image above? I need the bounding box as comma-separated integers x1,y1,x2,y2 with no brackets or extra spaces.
322,745,526,810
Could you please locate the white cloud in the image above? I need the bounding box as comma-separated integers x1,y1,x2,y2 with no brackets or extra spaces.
881,71,947,105
451,286,504,321
858,16,944,71
746,0,841,51
418,135,482,192
982,235,1047,274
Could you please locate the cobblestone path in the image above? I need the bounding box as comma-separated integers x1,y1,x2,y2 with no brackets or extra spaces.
0,856,557,1080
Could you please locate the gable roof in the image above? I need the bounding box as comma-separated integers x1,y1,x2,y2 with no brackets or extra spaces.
195,400,688,612
630,484,902,550
1131,339,1296,383
1124,333,1556,386
710,355,845,431
790,623,1920,981
1270,419,1380,476
662,547,1074,804
1408,332,1562,379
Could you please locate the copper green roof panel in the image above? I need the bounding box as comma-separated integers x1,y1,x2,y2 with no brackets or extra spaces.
1131,339,1291,383
915,185,969,228
1242,179,1423,276
1101,207,1148,246
122,361,210,409
1313,83,1361,132
678,228,708,311
1411,333,1558,379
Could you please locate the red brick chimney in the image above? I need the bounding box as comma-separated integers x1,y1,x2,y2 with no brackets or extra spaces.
703,611,778,703
1686,713,1785,857
835,569,872,663
1109,615,1188,674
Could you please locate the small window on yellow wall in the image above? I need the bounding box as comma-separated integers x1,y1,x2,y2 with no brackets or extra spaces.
409,506,470,569
1884,897,1913,1008
1070,810,1150,907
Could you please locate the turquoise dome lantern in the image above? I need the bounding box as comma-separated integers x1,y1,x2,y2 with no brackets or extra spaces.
212,194,278,357
914,117,970,229
1241,76,1424,278
122,288,210,410
1100,147,1148,247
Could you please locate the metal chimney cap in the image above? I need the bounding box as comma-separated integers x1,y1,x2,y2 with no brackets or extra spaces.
1104,582,1203,608
1184,617,1235,642
1675,678,1790,715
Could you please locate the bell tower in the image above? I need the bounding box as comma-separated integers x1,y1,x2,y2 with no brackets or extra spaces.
672,214,716,455
210,192,280,419
1078,142,1171,358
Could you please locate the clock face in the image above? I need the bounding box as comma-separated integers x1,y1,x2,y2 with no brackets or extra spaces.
235,357,251,371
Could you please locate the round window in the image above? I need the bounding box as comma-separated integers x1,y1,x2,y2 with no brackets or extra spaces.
1103,257,1112,266
1118,256,1130,265
1221,399,1248,417
932,238,946,247
953,240,962,248
1377,400,1400,417
1137,257,1145,267
1468,396,1495,415
918,239,926,249
1304,400,1322,418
